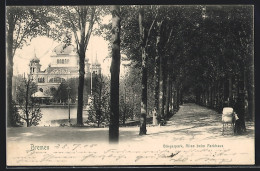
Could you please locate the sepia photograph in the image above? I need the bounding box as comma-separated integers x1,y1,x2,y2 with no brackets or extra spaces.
6,4,255,166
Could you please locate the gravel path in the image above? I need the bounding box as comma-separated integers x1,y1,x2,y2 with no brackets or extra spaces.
7,103,255,165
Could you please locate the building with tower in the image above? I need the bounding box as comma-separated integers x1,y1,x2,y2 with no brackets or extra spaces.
90,53,101,75
29,44,101,94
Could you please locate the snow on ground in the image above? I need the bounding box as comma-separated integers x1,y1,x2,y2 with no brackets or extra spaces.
7,103,254,166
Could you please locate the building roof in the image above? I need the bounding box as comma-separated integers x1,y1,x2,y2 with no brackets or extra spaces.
30,53,40,63
93,59,101,66
53,44,76,55
92,53,101,66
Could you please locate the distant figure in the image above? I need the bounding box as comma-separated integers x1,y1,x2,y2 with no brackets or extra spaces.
152,108,158,125
233,97,246,134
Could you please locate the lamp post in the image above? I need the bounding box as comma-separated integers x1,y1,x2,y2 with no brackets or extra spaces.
67,86,71,125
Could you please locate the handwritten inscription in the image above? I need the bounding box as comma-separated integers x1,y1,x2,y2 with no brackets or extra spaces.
8,142,248,165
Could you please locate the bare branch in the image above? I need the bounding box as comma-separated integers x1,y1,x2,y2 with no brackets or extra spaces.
84,7,96,51
138,6,145,43
66,7,80,48
13,18,34,55
74,7,81,29
80,6,89,29
145,13,158,47
166,28,173,45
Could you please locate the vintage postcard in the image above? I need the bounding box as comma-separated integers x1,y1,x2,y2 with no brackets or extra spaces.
6,5,255,166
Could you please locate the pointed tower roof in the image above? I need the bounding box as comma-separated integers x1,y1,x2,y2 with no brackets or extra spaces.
92,51,100,66
30,49,40,63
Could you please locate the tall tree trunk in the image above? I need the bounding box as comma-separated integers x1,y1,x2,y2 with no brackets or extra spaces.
234,66,246,134
25,79,30,127
165,55,171,119
77,49,85,126
207,88,210,107
163,55,168,118
7,12,15,127
228,74,232,106
76,9,87,126
140,48,148,135
76,49,85,126
109,5,121,143
246,65,254,121
210,86,213,108
165,77,171,118
153,55,160,124
212,85,216,109
173,86,178,111
131,90,135,120
139,6,147,135
176,86,180,110
169,81,174,114
179,88,183,105
158,55,165,121
75,6,95,126
123,86,126,126
154,21,163,124
216,81,221,113
153,26,162,124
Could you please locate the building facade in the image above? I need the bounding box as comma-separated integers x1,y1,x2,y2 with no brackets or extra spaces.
29,44,101,93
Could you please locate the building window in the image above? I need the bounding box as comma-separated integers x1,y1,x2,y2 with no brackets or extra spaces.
49,77,66,83
62,59,64,64
38,77,45,83
57,59,59,64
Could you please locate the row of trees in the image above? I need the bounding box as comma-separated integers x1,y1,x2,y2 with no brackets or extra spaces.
7,5,253,142
106,5,253,137
176,6,253,134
